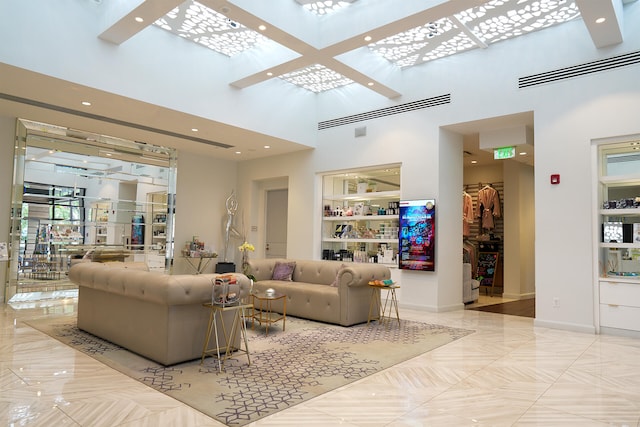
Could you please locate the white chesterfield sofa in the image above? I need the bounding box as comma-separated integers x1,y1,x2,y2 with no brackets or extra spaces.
69,262,251,366
248,258,391,326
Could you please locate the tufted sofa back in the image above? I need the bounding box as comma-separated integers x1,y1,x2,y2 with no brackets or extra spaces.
69,262,251,306
248,258,390,287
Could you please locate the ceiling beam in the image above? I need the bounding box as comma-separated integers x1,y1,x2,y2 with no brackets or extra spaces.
99,0,184,44
575,0,624,48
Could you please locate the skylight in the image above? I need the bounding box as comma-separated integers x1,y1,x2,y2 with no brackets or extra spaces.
150,0,586,94
279,64,354,93
369,0,582,67
154,0,267,57
295,0,357,16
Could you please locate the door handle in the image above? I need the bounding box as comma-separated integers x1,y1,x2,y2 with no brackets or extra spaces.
266,243,270,251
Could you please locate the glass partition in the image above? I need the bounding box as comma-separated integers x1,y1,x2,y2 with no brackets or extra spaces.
6,119,177,300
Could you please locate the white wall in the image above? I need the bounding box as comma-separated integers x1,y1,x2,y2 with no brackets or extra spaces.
172,151,239,274
503,160,535,300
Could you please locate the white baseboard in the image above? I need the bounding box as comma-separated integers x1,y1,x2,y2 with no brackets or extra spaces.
400,302,465,313
534,318,596,334
502,292,535,300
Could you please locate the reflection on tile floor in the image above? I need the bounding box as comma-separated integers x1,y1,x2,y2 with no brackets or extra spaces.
2,292,640,426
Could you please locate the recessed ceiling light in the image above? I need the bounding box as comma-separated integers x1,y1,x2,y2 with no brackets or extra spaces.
135,16,144,23
367,82,374,86
258,24,267,31
364,35,372,42
471,160,477,164
235,151,242,154
595,17,606,24
81,101,91,106
191,128,198,132
519,151,527,156
267,72,273,76
264,145,271,149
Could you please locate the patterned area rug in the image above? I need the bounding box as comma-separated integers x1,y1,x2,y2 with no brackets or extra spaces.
27,316,473,426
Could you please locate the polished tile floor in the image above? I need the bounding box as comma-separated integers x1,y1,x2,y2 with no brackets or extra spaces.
2,292,640,426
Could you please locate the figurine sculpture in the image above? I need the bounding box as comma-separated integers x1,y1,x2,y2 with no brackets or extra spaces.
223,190,242,262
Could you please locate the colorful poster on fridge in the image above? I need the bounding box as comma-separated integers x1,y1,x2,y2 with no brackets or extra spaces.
399,199,435,271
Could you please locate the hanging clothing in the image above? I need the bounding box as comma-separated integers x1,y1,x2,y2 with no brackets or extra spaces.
463,191,474,237
477,185,501,230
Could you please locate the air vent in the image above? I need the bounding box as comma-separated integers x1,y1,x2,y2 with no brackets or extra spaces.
519,50,640,89
318,94,451,130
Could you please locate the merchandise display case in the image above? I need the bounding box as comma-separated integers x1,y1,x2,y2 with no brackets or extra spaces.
596,138,640,334
321,166,400,266
90,202,110,244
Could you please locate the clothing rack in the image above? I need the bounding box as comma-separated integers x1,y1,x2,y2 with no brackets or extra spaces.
462,182,504,294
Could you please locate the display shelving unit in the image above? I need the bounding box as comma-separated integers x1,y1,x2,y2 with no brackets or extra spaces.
146,192,169,271
90,202,110,244
321,167,400,266
596,139,640,335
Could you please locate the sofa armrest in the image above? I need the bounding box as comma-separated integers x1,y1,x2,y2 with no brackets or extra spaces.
338,263,391,288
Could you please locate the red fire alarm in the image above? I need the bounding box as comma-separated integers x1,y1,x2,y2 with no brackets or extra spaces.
550,174,560,185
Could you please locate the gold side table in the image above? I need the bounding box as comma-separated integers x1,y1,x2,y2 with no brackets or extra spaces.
367,283,400,325
251,291,286,335
183,255,217,274
201,302,252,372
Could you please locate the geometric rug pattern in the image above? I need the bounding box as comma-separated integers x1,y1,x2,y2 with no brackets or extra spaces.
29,316,473,426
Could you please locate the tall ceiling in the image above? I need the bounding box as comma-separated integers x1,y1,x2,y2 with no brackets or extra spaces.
0,0,633,161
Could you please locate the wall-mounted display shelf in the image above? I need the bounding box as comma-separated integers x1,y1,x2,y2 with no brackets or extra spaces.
321,166,400,265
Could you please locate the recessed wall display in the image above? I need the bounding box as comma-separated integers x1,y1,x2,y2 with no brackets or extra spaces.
399,199,435,271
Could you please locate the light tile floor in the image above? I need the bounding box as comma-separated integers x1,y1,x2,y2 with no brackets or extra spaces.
2,292,640,426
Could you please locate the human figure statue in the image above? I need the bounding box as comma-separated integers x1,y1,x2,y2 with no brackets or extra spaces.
223,190,242,262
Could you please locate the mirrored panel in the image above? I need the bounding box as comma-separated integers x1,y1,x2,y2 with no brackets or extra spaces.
6,119,177,300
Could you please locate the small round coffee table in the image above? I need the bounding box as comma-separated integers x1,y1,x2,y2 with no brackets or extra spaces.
251,291,286,335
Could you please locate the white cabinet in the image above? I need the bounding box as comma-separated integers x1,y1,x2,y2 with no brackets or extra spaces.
321,167,400,265
596,140,640,334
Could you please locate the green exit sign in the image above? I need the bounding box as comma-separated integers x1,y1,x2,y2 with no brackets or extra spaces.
494,146,516,160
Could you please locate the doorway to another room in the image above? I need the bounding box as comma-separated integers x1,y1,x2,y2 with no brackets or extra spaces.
445,113,536,318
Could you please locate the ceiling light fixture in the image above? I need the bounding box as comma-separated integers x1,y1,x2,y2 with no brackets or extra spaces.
471,160,477,164
191,128,198,132
135,16,144,23
235,151,241,154
81,101,91,106
595,17,606,23
267,72,273,76
364,35,372,42
367,82,374,86
519,151,527,156
258,24,267,31
264,145,271,149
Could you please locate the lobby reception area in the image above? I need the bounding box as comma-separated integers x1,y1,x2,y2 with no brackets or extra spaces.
2,0,640,425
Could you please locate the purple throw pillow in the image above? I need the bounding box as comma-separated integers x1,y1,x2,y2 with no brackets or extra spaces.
272,261,296,281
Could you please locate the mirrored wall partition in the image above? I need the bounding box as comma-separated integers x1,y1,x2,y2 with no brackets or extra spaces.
6,119,177,300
